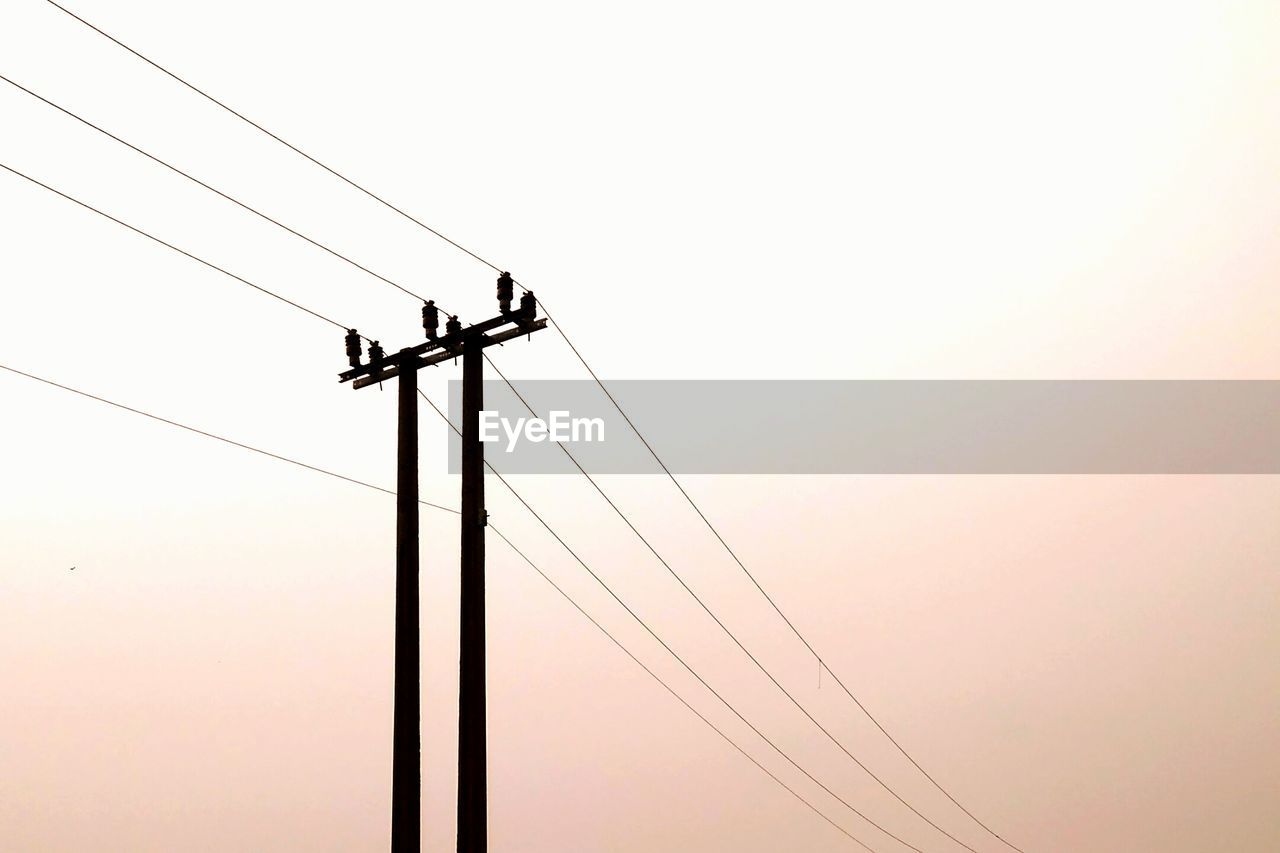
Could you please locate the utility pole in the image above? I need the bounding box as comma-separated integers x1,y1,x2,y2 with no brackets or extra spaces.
393,348,420,852
338,274,546,853
457,334,487,852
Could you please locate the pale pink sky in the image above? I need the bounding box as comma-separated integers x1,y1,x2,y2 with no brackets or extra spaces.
2,1,1278,851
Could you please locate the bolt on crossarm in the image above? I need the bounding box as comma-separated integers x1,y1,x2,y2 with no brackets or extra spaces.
337,272,546,853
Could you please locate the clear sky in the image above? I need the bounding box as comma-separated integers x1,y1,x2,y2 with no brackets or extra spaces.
1,1,1278,851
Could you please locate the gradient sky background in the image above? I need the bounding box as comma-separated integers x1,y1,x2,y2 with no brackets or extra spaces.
2,1,1278,851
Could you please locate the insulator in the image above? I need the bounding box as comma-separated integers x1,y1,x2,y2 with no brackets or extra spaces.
519,289,536,320
422,300,439,338
446,315,462,337
345,329,362,367
497,271,514,314
369,340,385,363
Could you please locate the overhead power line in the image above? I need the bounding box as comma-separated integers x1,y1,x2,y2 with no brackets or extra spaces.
418,389,916,853
0,362,454,514
0,359,871,851
0,73,441,309
545,332,1033,853
0,161,358,337
42,0,502,276
481,355,983,853
486,523,877,852
37,5,1028,850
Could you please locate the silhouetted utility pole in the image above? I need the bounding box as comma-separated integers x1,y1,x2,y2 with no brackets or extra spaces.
339,273,546,853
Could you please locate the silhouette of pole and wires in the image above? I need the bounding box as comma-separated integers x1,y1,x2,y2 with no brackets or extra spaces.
336,277,547,852
0,164,903,852
17,6,1034,849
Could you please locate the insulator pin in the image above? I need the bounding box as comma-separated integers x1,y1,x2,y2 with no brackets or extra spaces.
446,315,462,337
345,329,362,367
497,272,514,314
423,300,439,338
368,341,385,363
519,290,536,321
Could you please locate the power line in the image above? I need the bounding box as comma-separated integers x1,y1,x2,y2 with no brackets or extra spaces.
418,388,917,853
38,5,1026,847
486,524,876,852
0,362,455,515
0,161,359,337
42,0,505,278
0,359,870,851
532,315,1030,853
0,73,447,311
481,355,983,853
